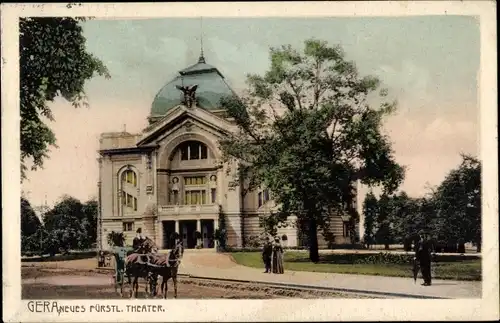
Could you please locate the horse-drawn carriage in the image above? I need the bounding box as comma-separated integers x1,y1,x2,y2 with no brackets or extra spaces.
108,238,183,299
111,246,134,292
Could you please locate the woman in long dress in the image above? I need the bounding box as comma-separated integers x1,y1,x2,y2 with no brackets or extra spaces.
271,237,284,274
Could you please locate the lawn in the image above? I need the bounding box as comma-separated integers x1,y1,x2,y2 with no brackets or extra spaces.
230,251,481,281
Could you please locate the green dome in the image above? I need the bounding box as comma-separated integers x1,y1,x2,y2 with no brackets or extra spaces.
151,55,236,117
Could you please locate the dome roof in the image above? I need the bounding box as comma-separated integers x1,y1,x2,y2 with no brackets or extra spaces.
151,55,236,117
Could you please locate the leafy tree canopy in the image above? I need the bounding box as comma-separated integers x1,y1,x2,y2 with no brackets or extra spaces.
431,154,481,247
21,197,41,237
362,154,481,252
20,17,110,180
82,198,98,246
219,39,405,261
43,195,90,251
362,191,378,245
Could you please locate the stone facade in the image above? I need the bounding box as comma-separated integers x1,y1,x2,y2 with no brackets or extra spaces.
97,56,359,250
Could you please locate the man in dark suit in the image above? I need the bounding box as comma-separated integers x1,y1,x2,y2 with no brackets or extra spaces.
133,228,145,252
415,230,433,286
262,236,273,273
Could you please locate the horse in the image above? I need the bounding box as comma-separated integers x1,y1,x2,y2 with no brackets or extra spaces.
149,241,184,299
121,237,159,298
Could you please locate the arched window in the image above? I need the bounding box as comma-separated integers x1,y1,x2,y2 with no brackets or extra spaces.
121,170,137,186
120,169,138,212
179,141,208,161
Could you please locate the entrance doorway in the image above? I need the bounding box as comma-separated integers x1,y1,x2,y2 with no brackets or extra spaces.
162,221,176,249
201,219,215,248
180,220,197,249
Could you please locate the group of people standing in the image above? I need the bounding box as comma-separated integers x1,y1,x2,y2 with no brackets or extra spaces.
261,236,285,274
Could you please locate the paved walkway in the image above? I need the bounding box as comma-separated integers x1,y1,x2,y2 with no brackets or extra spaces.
179,252,481,299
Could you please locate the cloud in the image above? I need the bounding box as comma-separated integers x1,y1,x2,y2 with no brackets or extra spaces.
376,60,432,103
206,37,269,90
383,110,478,196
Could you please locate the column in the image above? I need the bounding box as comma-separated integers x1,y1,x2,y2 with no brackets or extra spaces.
196,219,201,247
175,220,180,234
213,219,218,249
156,219,163,248
216,169,223,205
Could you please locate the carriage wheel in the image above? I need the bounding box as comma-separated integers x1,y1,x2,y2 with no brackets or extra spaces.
115,270,125,297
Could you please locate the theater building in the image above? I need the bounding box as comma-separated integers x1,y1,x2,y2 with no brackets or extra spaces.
97,52,359,250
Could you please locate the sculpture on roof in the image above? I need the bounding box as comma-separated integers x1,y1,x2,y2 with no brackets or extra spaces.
175,84,198,108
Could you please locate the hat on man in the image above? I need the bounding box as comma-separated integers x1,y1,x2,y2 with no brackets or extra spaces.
136,228,142,234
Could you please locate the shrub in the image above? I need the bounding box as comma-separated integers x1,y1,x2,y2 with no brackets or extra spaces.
315,252,480,265
328,243,366,250
446,240,459,253
214,228,227,251
246,235,263,248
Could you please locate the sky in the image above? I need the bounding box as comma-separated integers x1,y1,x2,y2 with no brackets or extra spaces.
21,16,480,208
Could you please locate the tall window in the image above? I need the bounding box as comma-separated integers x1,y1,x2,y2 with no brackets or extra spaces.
211,188,217,203
122,191,138,211
122,170,137,186
258,188,270,207
184,190,207,205
179,141,208,161
120,169,138,212
184,176,207,185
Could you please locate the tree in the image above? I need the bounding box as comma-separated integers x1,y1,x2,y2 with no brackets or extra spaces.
82,199,98,248
43,195,87,252
214,209,228,251
431,154,481,251
20,17,110,180
259,213,280,238
362,191,378,248
21,197,41,237
375,193,394,249
219,39,405,262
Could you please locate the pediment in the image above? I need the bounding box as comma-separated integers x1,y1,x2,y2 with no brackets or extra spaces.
137,105,234,146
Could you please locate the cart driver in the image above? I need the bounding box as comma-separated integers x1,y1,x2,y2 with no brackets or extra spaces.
133,228,146,252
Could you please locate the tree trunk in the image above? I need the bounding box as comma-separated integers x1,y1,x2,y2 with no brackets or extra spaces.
384,243,389,250
476,241,481,253
308,218,319,263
